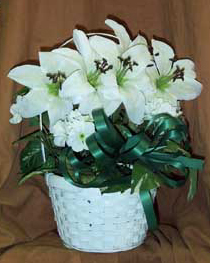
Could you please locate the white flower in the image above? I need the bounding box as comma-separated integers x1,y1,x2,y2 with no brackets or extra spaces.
67,122,95,152
60,29,120,117
51,110,95,152
50,120,68,147
144,94,182,120
89,19,152,124
8,49,80,127
145,39,202,102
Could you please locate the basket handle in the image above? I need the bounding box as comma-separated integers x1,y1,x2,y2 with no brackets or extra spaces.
60,32,118,47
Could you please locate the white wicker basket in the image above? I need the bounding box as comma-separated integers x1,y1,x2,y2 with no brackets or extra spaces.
45,173,156,253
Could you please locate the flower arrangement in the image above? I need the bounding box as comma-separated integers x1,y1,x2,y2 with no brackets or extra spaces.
9,19,204,231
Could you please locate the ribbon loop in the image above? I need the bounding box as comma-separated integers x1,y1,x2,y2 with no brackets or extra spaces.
58,109,204,232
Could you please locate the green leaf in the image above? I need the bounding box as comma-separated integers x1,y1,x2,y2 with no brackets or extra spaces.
20,139,45,174
131,161,162,193
29,117,40,126
100,183,130,194
41,112,50,127
187,169,198,201
41,156,56,169
13,130,42,145
164,140,190,156
29,112,49,127
18,156,56,185
14,86,30,98
18,171,44,185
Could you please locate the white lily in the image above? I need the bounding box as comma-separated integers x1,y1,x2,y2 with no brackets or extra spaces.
89,19,152,124
8,49,81,126
145,39,202,102
61,29,121,116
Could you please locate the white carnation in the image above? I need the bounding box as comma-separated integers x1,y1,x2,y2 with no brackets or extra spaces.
67,122,95,152
51,110,95,152
144,94,182,120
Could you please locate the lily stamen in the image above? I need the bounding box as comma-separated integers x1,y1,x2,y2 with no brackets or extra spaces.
46,71,67,96
172,66,185,82
47,71,66,84
155,66,185,92
117,56,138,86
87,58,113,88
94,58,113,74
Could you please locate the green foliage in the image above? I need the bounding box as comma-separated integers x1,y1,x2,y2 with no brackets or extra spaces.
12,107,202,207
13,130,42,145
18,156,56,185
29,112,49,127
187,169,198,201
164,140,190,156
131,161,163,193
14,86,30,98
101,183,130,194
20,139,45,174
18,171,44,185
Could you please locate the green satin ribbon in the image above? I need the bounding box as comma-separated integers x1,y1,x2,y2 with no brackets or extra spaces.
58,109,204,232
140,191,157,231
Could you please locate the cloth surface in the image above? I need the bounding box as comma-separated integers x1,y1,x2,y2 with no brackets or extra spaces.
0,0,210,262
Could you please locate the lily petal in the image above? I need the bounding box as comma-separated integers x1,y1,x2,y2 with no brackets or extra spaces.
169,78,202,100
145,64,160,85
97,73,121,115
89,35,120,69
17,89,49,118
152,39,174,75
131,34,148,46
128,71,154,95
98,87,121,116
79,92,102,115
122,44,152,78
100,95,121,116
39,51,80,77
48,97,72,126
105,19,131,52
73,29,99,71
8,65,47,90
99,72,118,95
173,59,196,79
9,96,23,124
61,70,94,101
120,86,145,124
52,47,86,71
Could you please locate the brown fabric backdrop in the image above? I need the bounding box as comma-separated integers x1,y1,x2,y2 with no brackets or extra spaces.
1,0,210,262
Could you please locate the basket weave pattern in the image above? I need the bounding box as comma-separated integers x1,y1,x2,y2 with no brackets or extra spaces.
46,173,156,252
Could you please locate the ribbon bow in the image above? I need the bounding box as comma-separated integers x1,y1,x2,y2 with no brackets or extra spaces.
59,108,204,231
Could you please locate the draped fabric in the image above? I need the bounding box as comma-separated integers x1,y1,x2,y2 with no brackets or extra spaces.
0,0,210,262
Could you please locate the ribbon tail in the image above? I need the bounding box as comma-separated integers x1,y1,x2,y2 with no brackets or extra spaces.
187,169,198,201
140,190,158,232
